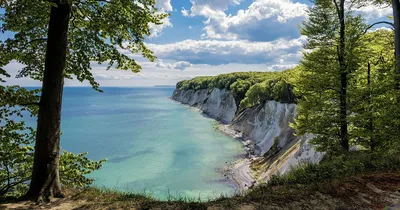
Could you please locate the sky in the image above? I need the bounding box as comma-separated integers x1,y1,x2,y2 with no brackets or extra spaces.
2,0,394,87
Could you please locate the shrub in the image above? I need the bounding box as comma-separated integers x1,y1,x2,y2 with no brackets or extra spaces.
267,150,400,187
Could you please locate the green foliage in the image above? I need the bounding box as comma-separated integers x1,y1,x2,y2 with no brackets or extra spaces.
60,151,106,188
0,86,105,198
176,71,295,108
294,29,400,153
0,0,161,198
239,71,295,109
176,76,214,91
0,112,35,197
267,150,400,186
349,30,400,150
0,86,39,197
0,0,168,90
292,2,374,152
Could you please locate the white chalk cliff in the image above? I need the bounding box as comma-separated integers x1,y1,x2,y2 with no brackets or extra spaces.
171,88,323,184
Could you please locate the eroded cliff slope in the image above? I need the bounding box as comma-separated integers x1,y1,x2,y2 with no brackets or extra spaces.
171,88,323,183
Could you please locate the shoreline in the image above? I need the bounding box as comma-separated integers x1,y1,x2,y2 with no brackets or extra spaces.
169,97,256,193
216,124,256,193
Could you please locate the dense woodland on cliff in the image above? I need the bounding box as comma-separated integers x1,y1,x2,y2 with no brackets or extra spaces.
1,0,400,208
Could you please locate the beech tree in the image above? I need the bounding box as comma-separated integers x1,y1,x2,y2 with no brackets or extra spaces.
295,0,352,152
0,0,167,202
293,0,367,152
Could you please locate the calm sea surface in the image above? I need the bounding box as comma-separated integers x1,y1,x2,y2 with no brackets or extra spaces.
27,87,245,200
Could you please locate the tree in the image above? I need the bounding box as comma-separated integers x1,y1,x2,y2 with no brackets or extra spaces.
349,29,400,151
0,0,167,202
293,0,366,153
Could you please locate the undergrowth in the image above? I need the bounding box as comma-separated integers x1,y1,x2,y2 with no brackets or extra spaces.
267,150,400,187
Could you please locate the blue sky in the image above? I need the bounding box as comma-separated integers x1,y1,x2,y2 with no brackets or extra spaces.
3,0,393,86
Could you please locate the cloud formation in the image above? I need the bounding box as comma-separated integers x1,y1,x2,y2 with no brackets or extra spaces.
147,36,306,65
186,0,308,41
156,60,192,70
149,0,173,38
353,3,392,20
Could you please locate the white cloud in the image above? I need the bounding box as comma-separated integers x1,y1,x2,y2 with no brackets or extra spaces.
149,18,173,38
187,0,308,41
156,60,192,70
181,8,190,17
155,0,173,12
146,36,306,65
188,0,243,17
270,64,297,71
353,3,392,20
172,61,192,70
149,0,173,38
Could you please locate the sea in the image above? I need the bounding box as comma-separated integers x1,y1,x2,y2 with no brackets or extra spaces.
26,87,246,200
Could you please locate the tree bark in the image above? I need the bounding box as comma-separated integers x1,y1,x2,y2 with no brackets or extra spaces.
393,0,400,86
24,1,70,203
337,0,349,151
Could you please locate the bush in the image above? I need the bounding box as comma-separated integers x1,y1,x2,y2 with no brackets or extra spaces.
0,86,106,198
267,150,400,187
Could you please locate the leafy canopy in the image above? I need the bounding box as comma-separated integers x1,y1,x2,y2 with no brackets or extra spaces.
0,0,168,89
176,71,296,109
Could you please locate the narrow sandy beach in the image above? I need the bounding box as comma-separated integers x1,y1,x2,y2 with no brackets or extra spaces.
170,99,256,193
217,124,256,193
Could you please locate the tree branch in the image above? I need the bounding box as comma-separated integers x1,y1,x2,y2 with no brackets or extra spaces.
364,21,395,34
0,178,30,196
332,0,340,17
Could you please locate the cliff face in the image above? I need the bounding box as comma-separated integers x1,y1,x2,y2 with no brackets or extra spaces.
172,88,237,124
232,101,296,156
171,88,323,183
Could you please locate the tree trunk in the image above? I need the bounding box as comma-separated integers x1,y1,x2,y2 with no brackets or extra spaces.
24,1,70,203
393,0,400,87
338,0,349,151
367,62,375,151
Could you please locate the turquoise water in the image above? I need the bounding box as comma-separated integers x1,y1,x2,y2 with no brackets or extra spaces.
45,87,244,200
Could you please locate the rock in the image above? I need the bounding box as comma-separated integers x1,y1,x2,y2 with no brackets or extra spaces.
171,88,324,185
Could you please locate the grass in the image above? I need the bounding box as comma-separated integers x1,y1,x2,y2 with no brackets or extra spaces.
76,150,400,209
1,151,400,209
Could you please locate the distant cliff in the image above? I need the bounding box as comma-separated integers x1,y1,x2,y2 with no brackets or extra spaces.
171,86,323,184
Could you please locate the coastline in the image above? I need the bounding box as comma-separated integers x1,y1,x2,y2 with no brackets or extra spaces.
216,124,256,193
169,97,256,193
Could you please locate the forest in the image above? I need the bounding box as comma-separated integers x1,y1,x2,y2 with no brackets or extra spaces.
1,0,400,209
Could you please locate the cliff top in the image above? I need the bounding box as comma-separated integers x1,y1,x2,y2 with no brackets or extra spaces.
175,70,297,110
